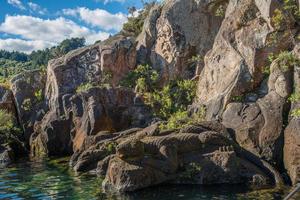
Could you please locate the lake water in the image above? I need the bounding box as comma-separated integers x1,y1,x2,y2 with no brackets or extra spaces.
0,158,298,200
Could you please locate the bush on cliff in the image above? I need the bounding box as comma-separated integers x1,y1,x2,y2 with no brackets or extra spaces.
144,79,197,119
122,1,157,37
119,64,159,91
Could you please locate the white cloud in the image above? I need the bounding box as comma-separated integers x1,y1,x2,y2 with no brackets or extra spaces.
28,2,48,15
94,0,125,4
7,0,25,10
0,38,54,53
63,7,127,31
0,15,110,53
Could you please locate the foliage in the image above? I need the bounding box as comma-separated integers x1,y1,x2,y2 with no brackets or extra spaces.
34,89,44,103
160,106,206,130
0,38,86,82
120,64,159,91
105,142,117,154
283,0,300,21
291,108,300,118
214,4,227,17
0,50,29,62
21,98,32,111
0,110,21,144
231,95,244,102
122,1,156,36
272,9,285,30
289,92,300,103
277,51,300,72
145,79,197,119
179,162,203,180
76,71,113,93
76,83,94,93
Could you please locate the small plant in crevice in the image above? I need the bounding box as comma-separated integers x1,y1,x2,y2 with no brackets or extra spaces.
291,108,300,118
277,51,300,72
21,98,32,111
76,83,94,93
34,89,44,103
288,92,300,103
231,95,244,102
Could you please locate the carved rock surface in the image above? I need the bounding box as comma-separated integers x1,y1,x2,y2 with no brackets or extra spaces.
284,44,300,185
102,126,278,192
137,0,224,82
196,0,295,120
11,69,47,144
223,56,293,166
70,87,152,152
46,35,136,115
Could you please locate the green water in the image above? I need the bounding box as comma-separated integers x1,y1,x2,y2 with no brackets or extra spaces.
0,158,298,200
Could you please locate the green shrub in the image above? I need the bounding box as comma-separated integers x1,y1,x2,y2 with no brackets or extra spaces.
122,2,156,37
289,92,300,103
283,0,300,21
291,108,300,117
231,95,244,102
34,89,44,103
160,106,206,130
145,79,197,119
120,64,159,91
277,51,300,72
21,98,32,111
272,9,285,30
76,83,94,93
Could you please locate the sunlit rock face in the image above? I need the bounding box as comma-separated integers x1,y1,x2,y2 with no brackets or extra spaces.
284,44,300,185
137,0,225,83
196,0,295,120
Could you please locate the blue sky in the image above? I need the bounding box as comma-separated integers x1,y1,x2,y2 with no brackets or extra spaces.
0,0,146,53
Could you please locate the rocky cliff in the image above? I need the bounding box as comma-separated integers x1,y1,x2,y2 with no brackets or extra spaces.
1,0,300,193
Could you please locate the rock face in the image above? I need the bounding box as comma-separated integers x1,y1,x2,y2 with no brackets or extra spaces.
0,145,14,167
137,0,225,82
0,86,16,115
11,69,48,145
31,35,141,157
284,44,300,185
196,0,295,120
70,87,152,152
223,57,293,166
99,122,282,192
46,35,136,115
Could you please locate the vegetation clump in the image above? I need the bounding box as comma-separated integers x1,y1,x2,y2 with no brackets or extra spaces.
122,1,157,37
0,38,86,84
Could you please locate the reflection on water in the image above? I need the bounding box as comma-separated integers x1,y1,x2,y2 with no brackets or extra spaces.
0,158,299,200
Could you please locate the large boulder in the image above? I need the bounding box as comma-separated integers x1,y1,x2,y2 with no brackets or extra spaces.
10,69,48,145
137,0,225,82
102,124,281,192
196,0,296,120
